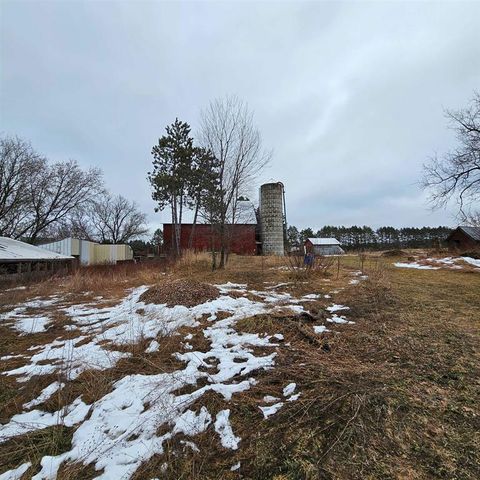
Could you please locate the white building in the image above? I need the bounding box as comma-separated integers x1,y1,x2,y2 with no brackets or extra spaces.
0,236,73,275
304,237,345,255
39,238,133,266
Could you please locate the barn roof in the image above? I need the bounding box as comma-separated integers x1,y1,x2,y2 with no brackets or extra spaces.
306,237,341,246
458,226,480,241
0,237,73,262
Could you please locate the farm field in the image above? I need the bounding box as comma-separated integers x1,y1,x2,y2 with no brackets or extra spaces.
0,252,479,480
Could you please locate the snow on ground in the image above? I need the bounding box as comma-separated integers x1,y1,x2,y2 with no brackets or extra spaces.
327,314,354,324
23,381,64,409
283,383,296,397
326,304,350,313
259,402,284,419
13,316,51,334
461,256,480,268
0,397,89,442
394,262,440,270
0,280,359,479
394,256,480,271
214,410,240,449
0,461,31,480
0,296,59,335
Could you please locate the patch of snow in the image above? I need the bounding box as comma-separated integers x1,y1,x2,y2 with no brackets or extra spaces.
326,304,350,313
327,314,353,324
173,407,211,436
230,462,241,471
394,262,440,270
265,282,293,290
24,381,64,409
0,397,89,443
214,409,240,450
313,325,328,334
283,383,296,397
0,296,59,335
263,395,280,403
5,336,129,382
287,393,301,402
215,282,247,293
14,316,51,334
180,440,199,452
259,402,283,419
0,461,31,480
0,354,25,360
461,256,480,268
303,293,321,299
273,333,284,340
3,285,27,292
145,340,160,353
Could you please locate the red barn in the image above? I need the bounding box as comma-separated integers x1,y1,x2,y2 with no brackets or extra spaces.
163,224,257,255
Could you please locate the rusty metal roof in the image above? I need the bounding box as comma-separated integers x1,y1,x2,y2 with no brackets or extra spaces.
458,226,480,242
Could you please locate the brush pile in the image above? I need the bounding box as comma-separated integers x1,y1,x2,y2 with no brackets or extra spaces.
139,279,220,307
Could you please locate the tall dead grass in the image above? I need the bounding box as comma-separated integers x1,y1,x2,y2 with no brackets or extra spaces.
59,262,168,294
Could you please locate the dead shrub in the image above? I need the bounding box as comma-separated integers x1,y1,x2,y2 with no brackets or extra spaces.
171,249,212,274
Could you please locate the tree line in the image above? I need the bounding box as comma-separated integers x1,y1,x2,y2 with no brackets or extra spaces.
286,225,452,250
0,136,147,244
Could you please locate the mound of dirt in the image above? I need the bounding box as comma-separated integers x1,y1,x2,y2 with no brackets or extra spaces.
140,279,220,307
382,249,408,257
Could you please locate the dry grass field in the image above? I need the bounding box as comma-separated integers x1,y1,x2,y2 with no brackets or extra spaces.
0,251,479,480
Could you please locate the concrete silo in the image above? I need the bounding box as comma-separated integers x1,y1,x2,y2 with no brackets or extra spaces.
260,182,285,255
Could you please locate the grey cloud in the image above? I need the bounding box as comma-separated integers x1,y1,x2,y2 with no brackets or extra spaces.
1,1,479,235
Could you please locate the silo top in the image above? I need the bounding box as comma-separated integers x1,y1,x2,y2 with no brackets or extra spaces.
260,182,284,191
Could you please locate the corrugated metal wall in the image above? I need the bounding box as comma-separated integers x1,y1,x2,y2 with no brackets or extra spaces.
39,239,133,265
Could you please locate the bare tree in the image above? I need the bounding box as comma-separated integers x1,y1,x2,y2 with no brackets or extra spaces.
199,95,270,268
0,136,44,237
20,159,104,242
1,136,104,242
89,193,148,244
423,92,480,222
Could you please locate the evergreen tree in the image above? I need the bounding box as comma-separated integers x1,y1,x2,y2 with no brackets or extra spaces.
148,119,195,256
286,225,300,249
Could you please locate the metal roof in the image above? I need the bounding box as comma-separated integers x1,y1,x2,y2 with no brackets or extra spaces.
0,237,73,262
307,237,341,246
459,226,480,242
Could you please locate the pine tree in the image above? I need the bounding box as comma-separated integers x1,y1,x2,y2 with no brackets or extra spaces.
148,119,195,256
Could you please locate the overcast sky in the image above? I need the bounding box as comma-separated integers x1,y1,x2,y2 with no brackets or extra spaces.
1,1,479,234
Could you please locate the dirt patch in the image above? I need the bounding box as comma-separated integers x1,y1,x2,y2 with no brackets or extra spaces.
139,279,220,307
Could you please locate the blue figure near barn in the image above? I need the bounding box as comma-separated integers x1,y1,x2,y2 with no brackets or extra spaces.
304,252,314,268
